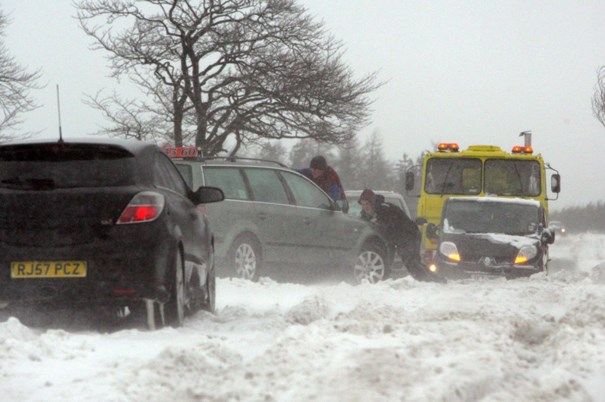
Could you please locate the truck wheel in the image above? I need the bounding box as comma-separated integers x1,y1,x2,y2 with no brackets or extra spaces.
353,243,390,284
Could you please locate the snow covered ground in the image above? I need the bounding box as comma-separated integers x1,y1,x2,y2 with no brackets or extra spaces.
1,233,604,402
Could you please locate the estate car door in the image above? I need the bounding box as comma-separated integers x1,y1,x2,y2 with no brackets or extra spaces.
280,171,353,266
201,166,256,261
242,168,297,264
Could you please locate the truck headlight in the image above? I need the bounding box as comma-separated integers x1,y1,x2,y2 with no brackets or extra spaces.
514,245,537,265
439,241,461,262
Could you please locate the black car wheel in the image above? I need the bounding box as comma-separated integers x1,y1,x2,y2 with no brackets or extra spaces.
353,242,389,284
230,235,261,281
201,269,216,313
165,250,186,327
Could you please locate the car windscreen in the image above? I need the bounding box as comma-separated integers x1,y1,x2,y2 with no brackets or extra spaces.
425,158,481,195
484,159,541,196
0,144,136,189
443,200,540,235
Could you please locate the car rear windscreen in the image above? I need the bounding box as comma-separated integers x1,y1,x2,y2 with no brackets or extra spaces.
0,144,136,188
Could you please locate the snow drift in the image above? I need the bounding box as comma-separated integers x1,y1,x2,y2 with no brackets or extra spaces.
1,234,604,401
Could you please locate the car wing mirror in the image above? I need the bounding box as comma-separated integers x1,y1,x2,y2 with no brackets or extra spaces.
415,217,427,225
332,199,349,213
541,228,555,245
192,186,224,204
550,174,561,193
426,223,440,240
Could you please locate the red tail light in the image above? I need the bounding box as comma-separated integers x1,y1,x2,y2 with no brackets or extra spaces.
117,192,165,224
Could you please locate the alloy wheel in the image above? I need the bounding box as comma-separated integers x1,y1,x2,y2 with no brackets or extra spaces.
354,250,386,284
235,243,257,280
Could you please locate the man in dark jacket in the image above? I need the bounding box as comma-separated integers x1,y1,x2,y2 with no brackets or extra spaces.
358,189,445,283
299,155,349,212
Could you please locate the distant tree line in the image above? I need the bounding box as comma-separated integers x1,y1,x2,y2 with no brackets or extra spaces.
550,202,605,234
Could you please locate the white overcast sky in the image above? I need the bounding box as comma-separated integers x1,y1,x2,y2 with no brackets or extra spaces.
2,0,605,209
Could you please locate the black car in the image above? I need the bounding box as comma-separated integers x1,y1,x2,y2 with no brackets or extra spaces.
0,138,224,329
171,154,394,284
427,196,555,279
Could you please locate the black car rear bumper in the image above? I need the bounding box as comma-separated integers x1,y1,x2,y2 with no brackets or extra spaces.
0,222,176,306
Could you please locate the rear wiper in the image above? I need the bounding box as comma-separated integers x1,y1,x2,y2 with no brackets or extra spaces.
0,177,56,189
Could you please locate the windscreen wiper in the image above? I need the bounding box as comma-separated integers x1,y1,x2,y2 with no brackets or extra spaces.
0,177,56,190
512,163,523,194
440,162,454,197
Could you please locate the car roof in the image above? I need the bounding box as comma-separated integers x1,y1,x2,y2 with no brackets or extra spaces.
0,136,155,156
345,190,403,197
172,156,288,168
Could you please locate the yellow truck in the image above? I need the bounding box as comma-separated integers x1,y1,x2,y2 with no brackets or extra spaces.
406,141,561,264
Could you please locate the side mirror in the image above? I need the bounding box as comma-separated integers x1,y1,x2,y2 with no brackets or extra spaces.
192,186,224,204
405,171,415,192
541,228,555,245
336,199,349,213
426,223,440,240
415,217,427,225
550,174,561,193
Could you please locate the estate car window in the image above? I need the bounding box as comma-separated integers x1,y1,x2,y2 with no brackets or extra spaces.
244,168,289,204
174,164,193,188
155,153,188,195
204,167,250,201
282,171,332,210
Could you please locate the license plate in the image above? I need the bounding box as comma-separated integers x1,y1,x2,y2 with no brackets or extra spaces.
10,261,87,278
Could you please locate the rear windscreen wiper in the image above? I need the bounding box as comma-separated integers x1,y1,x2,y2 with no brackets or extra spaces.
0,177,56,190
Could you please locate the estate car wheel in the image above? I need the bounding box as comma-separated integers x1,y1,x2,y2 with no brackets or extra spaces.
230,235,262,281
165,250,186,327
354,243,389,284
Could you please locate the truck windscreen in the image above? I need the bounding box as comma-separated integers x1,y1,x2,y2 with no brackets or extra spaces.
484,160,541,196
425,158,481,195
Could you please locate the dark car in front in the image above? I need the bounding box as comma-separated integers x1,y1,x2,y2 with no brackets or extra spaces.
428,197,554,279
0,139,224,329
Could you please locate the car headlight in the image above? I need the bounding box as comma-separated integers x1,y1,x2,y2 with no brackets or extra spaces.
514,245,537,265
439,241,461,262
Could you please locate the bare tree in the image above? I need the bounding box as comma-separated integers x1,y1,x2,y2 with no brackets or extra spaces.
0,11,41,138
76,0,378,155
593,66,605,129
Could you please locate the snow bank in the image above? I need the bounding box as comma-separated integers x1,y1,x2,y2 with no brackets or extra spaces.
0,234,603,401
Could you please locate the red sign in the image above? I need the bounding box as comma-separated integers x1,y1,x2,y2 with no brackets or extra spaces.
162,145,199,158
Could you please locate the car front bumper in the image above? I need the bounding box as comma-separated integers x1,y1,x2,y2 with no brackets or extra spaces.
434,257,542,279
